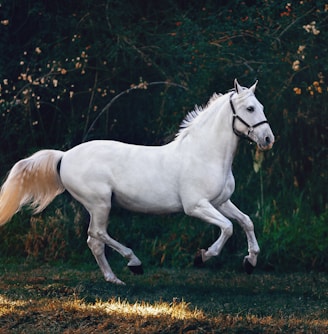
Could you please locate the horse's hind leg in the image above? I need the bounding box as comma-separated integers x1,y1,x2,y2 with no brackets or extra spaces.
87,205,143,284
87,236,125,285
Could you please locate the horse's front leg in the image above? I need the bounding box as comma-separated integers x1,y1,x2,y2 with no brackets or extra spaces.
184,199,233,264
218,200,260,274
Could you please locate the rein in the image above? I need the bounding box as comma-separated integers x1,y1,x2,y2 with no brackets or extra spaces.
229,93,268,142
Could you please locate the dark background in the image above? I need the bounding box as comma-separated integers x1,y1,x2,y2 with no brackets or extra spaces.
0,0,327,271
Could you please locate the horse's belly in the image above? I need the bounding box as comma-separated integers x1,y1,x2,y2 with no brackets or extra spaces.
113,190,182,214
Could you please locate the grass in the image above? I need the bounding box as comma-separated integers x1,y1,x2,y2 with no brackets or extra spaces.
0,258,327,333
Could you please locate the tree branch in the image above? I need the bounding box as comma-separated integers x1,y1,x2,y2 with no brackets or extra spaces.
82,81,188,142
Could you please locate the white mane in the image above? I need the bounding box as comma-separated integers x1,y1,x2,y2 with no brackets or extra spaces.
175,92,224,140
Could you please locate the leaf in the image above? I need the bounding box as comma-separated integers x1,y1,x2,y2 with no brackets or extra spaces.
253,148,264,173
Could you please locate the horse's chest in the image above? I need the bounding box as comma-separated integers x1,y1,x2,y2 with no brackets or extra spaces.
211,172,235,204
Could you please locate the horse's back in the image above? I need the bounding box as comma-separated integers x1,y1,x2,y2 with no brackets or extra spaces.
60,140,183,213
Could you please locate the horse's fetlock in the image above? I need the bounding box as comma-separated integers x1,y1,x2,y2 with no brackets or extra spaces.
253,247,260,256
123,247,133,259
205,248,218,258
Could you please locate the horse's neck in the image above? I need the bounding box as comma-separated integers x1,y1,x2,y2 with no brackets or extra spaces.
185,96,239,164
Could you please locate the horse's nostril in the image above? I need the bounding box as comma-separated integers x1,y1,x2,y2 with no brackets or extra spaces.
265,136,271,144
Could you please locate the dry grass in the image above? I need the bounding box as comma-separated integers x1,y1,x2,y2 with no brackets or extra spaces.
0,260,327,333
1,295,327,333
0,296,206,333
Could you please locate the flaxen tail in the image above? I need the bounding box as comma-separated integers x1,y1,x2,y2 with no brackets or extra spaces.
0,150,65,226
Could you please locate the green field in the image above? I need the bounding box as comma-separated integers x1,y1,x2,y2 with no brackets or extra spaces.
0,259,327,333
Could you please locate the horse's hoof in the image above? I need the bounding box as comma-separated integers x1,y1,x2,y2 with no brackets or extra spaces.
105,276,126,285
128,264,144,275
243,257,255,275
194,249,205,267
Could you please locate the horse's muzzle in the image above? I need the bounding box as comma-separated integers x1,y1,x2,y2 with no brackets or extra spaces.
258,133,275,151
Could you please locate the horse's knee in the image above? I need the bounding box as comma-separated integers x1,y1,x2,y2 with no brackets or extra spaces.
243,215,255,232
223,222,233,237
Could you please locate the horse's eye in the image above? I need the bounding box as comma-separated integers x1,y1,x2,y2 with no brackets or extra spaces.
247,106,254,112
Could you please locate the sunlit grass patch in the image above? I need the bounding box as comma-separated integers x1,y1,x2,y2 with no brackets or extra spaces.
0,295,29,316
1,294,327,333
0,296,207,333
82,297,205,320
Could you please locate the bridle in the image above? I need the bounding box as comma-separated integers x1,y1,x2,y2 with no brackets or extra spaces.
229,92,268,142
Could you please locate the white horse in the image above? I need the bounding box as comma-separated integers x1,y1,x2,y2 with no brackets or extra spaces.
0,80,274,285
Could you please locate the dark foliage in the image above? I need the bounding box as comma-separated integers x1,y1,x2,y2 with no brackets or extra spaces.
0,0,327,270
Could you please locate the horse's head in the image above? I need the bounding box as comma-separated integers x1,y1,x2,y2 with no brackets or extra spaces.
230,79,274,151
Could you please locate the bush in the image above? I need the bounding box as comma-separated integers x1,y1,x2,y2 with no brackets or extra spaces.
260,194,328,271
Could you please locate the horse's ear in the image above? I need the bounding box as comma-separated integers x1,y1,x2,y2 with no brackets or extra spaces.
250,80,258,93
234,79,242,94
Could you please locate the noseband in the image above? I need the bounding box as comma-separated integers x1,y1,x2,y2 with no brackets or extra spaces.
229,93,268,142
